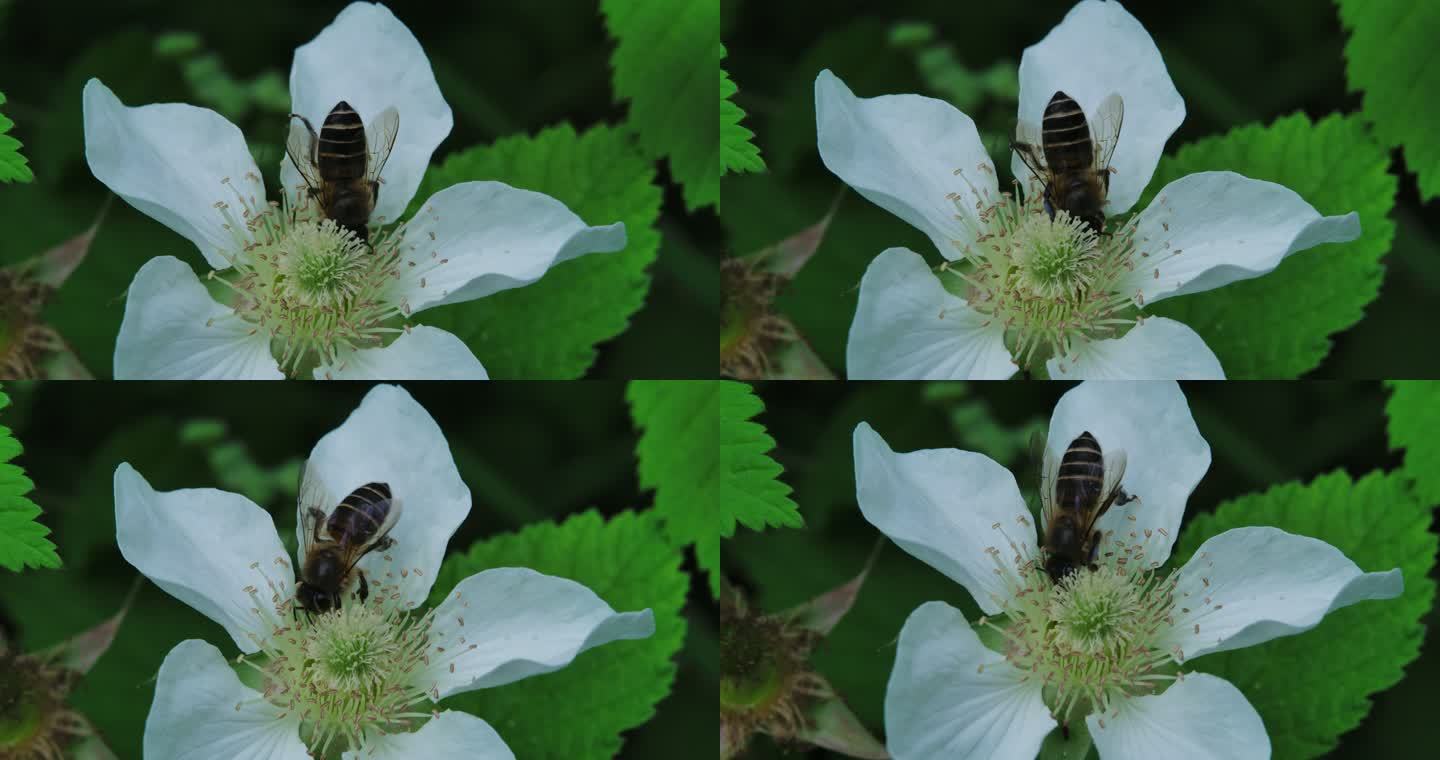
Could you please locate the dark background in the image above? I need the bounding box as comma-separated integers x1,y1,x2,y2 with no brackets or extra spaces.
726,381,1437,759
0,0,717,379
0,380,715,758
720,0,1439,378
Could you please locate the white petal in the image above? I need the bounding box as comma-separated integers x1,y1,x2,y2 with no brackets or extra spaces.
346,711,514,760
1046,380,1209,569
886,602,1055,760
421,568,655,699
853,423,1034,615
286,2,452,222
83,79,263,270
847,248,1017,380
1121,171,1361,305
1088,673,1267,760
302,385,469,608
1045,317,1224,380
390,181,626,313
1014,0,1183,214
1157,526,1403,661
145,640,308,760
815,70,998,259
114,256,282,380
314,326,488,380
115,465,289,653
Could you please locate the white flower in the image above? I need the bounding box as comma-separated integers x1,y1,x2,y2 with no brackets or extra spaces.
114,384,655,759
84,2,626,380
853,380,1402,760
817,0,1360,380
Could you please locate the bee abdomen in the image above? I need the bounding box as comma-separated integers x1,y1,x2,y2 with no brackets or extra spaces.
327,482,392,544
1042,91,1093,171
318,101,368,181
1055,431,1104,509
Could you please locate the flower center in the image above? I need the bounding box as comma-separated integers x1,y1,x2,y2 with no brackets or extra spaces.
943,175,1141,371
205,178,418,377
977,521,1180,726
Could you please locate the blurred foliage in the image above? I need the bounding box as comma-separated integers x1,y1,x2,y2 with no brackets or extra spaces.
1336,0,1440,201
720,48,765,177
0,387,58,570
725,380,1438,760
0,381,715,758
721,0,1439,378
1385,381,1440,506
602,0,720,211
1141,112,1395,379
0,0,714,379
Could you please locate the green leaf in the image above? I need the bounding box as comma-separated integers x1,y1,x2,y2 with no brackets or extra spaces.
0,389,60,571
720,47,765,177
628,381,803,597
1385,381,1440,507
410,123,661,379
602,0,719,210
0,91,34,183
1143,113,1395,378
1336,0,1440,200
1171,470,1435,759
428,510,686,760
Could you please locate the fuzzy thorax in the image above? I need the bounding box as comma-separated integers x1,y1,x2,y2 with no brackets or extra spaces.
943,174,1140,370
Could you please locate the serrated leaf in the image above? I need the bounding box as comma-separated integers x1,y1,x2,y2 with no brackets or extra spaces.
0,90,34,183
0,389,60,571
721,47,764,177
1143,113,1395,378
602,0,720,210
428,510,686,760
1171,471,1435,759
629,381,802,597
409,123,661,379
1337,0,1440,200
1385,381,1440,507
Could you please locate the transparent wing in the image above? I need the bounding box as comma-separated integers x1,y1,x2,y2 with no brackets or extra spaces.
296,459,334,553
1012,119,1050,183
339,494,403,580
284,115,323,192
364,106,400,186
1081,447,1129,537
1091,93,1125,175
1035,431,1060,532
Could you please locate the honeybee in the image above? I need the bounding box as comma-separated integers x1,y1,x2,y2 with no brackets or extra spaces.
1039,430,1136,583
285,100,400,242
294,462,401,616
1013,91,1124,235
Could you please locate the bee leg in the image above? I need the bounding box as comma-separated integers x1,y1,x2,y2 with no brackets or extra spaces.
374,536,395,553
1115,487,1139,507
357,570,369,605
1088,530,1103,570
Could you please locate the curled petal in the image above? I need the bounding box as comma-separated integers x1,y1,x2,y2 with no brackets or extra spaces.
1121,171,1361,306
853,423,1034,616
114,256,282,380
345,711,514,760
315,326,488,380
1158,526,1403,661
1087,674,1268,760
420,568,654,699
847,248,1016,380
1046,317,1224,380
83,79,264,270
816,70,998,259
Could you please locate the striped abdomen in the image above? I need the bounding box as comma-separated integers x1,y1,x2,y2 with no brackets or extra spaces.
326,482,392,546
318,101,368,182
1041,91,1094,174
1055,431,1105,515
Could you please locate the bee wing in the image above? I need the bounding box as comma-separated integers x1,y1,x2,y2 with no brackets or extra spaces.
1091,93,1124,176
284,115,324,193
1077,447,1128,539
364,106,400,186
295,459,333,552
1035,431,1060,532
337,495,403,582
1012,119,1050,182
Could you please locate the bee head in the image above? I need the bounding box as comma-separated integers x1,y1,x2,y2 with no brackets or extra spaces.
295,581,339,615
